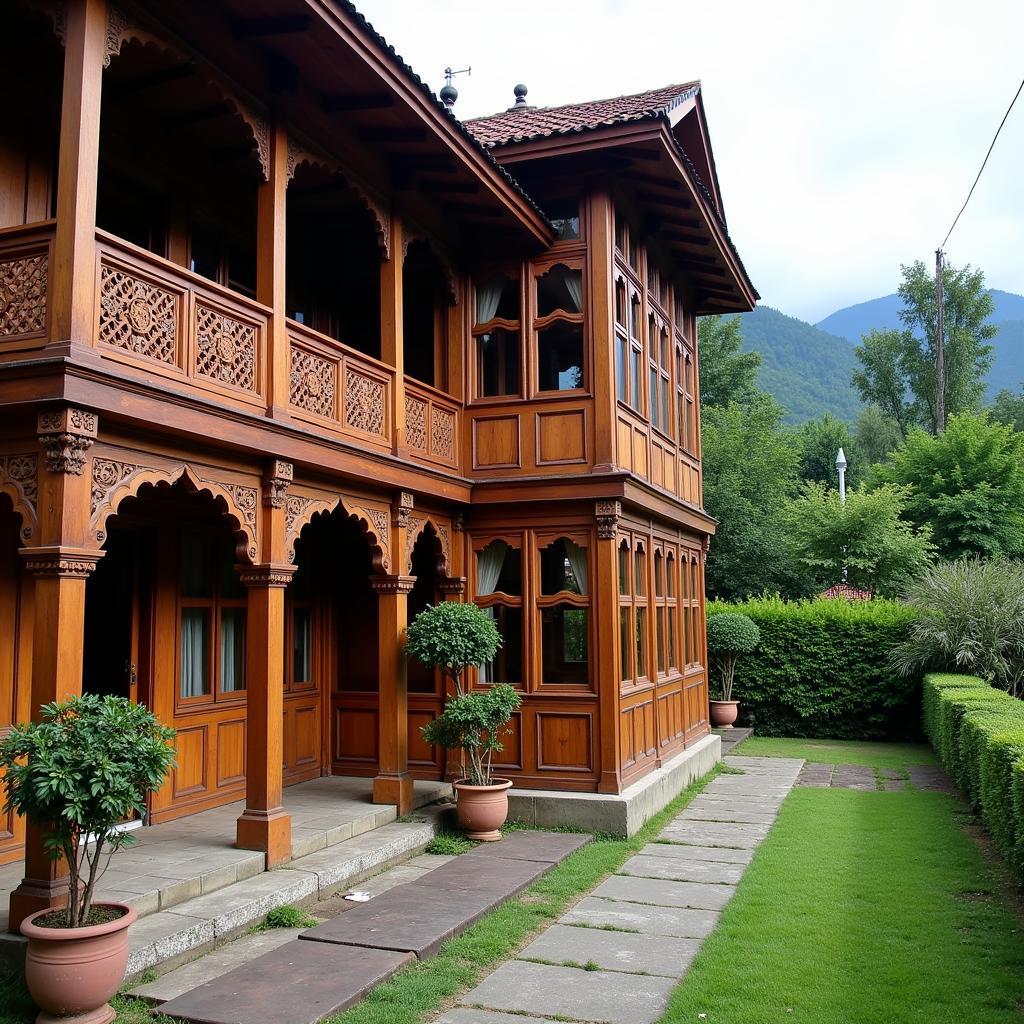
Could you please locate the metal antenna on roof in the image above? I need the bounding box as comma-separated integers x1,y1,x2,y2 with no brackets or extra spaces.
440,66,471,109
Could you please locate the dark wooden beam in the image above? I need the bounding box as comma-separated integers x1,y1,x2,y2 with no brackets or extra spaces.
321,92,395,113
691,266,728,279
232,15,312,39
418,180,479,195
393,154,456,173
163,102,233,130
638,191,694,211
626,147,663,163
106,61,195,99
357,126,427,144
266,52,300,97
665,232,711,247
622,170,683,190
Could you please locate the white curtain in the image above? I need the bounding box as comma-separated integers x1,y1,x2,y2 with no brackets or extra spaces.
180,609,208,698
564,540,589,595
476,539,507,596
476,277,505,325
562,269,583,313
220,610,246,692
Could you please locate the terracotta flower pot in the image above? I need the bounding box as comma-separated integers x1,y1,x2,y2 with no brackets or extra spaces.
21,902,136,1024
454,778,513,841
709,699,740,729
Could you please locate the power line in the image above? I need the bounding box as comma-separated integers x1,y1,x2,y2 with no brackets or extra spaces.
941,74,1024,249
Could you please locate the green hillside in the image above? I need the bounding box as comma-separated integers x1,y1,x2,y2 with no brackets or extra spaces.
735,305,862,424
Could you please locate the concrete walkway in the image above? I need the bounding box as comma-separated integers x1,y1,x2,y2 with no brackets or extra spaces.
438,754,803,1024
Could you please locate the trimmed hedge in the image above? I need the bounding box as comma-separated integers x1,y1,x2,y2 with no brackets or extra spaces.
708,597,919,740
922,673,1024,875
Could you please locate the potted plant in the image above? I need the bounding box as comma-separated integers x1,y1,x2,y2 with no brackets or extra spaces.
706,612,760,729
0,693,175,1024
406,603,520,840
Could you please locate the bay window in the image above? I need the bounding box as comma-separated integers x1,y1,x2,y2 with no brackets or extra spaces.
538,536,590,685
535,262,585,393
474,271,521,398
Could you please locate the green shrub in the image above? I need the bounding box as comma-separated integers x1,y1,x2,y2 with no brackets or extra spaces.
405,602,502,696
921,673,1024,874
424,832,475,856
263,904,316,929
706,613,760,701
708,596,918,739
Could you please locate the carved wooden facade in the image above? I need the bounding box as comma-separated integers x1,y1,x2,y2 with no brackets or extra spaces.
0,0,755,927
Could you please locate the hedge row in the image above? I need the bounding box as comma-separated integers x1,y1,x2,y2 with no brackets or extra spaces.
922,673,1024,873
708,597,919,740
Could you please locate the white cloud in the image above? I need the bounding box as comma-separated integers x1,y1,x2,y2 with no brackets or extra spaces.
357,0,1024,322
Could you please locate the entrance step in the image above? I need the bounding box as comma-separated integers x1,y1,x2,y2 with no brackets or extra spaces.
125,813,442,977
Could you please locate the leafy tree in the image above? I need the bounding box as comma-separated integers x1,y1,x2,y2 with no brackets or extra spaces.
853,261,996,435
706,612,760,701
874,412,1024,559
792,413,860,489
702,391,808,599
697,314,761,409
988,388,1024,432
854,403,904,465
785,482,933,597
405,602,501,696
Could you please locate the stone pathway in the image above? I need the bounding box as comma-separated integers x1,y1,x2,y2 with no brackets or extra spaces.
796,761,955,793
439,754,803,1024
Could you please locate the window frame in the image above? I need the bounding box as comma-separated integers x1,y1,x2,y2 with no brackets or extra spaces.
531,257,588,397
535,531,592,689
471,533,526,689
471,268,526,403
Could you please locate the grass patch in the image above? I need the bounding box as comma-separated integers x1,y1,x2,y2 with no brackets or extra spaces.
660,787,1024,1023
424,832,476,856
739,736,936,770
260,904,318,930
322,765,722,1024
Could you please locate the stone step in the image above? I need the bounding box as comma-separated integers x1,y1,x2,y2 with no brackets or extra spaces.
125,816,440,977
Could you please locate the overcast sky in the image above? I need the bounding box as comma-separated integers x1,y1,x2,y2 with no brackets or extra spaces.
357,0,1024,324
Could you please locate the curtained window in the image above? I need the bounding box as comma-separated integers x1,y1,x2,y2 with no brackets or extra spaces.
535,263,585,394
475,538,522,685
538,536,590,686
474,273,521,398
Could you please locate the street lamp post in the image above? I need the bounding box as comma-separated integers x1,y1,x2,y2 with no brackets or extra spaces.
836,447,847,505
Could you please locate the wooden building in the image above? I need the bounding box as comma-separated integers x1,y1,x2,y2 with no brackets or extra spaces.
0,0,756,929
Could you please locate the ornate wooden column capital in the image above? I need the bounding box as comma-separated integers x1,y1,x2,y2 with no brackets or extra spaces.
37,407,97,475
237,563,296,588
595,499,622,540
262,460,293,508
392,491,414,528
20,545,103,578
370,574,416,596
439,576,466,597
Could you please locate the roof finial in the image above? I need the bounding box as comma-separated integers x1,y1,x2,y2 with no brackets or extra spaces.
441,65,471,109
507,83,530,112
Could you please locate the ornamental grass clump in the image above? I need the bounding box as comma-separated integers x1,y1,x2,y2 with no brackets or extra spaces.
0,694,175,928
706,612,760,701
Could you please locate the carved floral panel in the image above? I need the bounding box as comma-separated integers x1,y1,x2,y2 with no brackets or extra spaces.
431,406,456,462
406,395,427,452
195,305,257,392
98,263,178,364
289,345,337,419
0,252,48,338
344,368,385,437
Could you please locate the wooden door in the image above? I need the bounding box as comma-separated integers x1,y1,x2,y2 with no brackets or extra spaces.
283,596,324,784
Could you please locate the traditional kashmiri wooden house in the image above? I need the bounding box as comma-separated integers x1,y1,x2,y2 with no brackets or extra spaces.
0,0,756,930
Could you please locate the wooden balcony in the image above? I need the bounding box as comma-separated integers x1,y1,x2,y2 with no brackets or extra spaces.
0,221,54,355
403,379,460,471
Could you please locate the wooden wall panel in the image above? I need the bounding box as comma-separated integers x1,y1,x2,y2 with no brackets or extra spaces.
333,705,378,770
172,725,208,801
536,410,587,466
216,719,246,788
408,708,439,769
472,415,520,469
536,712,592,773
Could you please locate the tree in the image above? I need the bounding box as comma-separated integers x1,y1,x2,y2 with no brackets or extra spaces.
706,612,760,701
702,391,809,599
785,482,933,597
874,412,1024,559
854,403,904,465
697,314,761,409
988,388,1024,432
792,413,860,489
405,602,501,696
852,261,996,435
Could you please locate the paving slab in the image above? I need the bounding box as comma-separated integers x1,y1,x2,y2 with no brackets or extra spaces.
797,763,833,787
461,829,590,864
640,841,754,864
519,922,700,977
424,854,548,895
618,853,744,884
677,804,779,824
436,1010,564,1024
128,928,305,1004
464,959,676,1024
908,764,955,793
593,874,736,911
157,940,411,1024
562,896,719,938
831,764,877,791
658,821,767,849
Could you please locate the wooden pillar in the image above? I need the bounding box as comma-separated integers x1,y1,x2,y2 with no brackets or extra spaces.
372,492,414,813
258,115,290,419
235,461,294,866
9,408,101,932
589,190,617,474
49,0,106,354
380,212,405,454
595,501,623,794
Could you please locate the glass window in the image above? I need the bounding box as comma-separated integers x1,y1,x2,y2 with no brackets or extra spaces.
536,264,583,319
654,551,664,597
477,328,520,397
635,606,647,678
475,273,519,324
650,367,660,430
615,213,626,253
293,607,312,683
537,321,584,392
181,535,213,598
666,554,676,597
620,607,631,680
180,608,211,698
629,347,642,412
540,538,588,595
668,606,677,669
547,198,581,241
479,605,522,685
618,542,629,595
635,544,647,596
616,332,628,402
476,540,521,597
541,605,588,684
220,608,246,692
656,606,666,674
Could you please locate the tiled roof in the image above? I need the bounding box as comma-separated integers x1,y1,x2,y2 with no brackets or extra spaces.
820,583,874,601
464,83,701,148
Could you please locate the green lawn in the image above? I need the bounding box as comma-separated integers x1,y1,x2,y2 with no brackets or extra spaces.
661,785,1024,1023
738,735,937,770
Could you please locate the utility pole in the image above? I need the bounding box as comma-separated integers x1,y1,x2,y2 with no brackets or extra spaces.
935,248,945,433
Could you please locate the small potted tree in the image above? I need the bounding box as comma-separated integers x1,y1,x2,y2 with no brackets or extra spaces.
406,603,520,840
0,693,175,1024
706,612,760,728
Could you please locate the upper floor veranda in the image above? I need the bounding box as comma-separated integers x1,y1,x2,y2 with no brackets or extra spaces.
0,0,755,521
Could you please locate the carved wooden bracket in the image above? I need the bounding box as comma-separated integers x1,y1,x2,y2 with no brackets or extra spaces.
452,511,465,533
393,491,414,529
283,492,391,572
237,563,296,588
369,575,416,596
595,499,622,539
38,407,97,475
21,545,104,578
0,454,39,542
263,460,293,509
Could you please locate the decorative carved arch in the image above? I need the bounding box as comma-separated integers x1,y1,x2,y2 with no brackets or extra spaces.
0,454,39,543
285,494,391,574
286,139,391,261
103,10,270,181
404,516,451,577
89,460,258,562
402,236,459,306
